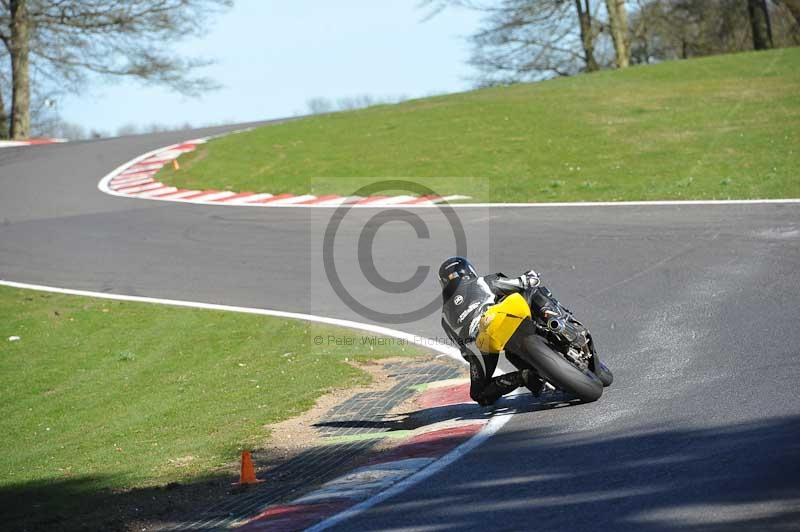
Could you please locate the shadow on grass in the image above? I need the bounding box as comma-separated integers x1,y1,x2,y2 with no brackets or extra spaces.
0,471,231,531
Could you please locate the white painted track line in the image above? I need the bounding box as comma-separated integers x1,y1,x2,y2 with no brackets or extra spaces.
0,279,461,363
430,198,800,208
0,138,66,148
307,393,518,531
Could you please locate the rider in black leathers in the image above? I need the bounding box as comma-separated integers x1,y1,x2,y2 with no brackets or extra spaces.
439,256,556,406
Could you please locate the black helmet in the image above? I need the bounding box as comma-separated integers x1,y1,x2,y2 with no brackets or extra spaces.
438,256,477,290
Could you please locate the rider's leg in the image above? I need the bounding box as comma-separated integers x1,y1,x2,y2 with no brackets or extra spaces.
465,352,527,406
464,352,493,405
505,351,546,396
477,371,526,405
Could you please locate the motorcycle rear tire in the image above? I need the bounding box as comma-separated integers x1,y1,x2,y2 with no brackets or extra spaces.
514,333,604,403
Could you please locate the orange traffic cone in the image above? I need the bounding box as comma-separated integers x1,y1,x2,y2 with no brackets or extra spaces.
233,450,264,486
172,159,180,171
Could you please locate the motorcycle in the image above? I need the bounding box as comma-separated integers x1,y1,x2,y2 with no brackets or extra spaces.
475,286,613,402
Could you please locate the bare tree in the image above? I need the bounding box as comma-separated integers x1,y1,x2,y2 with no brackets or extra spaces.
0,0,231,139
575,0,601,72
424,0,610,84
605,0,630,67
771,0,800,44
0,92,5,137
0,57,7,137
629,0,797,61
775,0,800,24
307,97,334,115
5,0,29,138
337,94,378,110
747,0,774,48
116,123,140,137
33,116,86,140
431,0,796,84
629,0,755,61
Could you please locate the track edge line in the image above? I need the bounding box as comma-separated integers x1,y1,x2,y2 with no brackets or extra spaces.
306,406,513,532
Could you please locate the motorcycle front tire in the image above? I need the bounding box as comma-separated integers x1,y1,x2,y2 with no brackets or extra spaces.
510,328,604,403
593,359,614,387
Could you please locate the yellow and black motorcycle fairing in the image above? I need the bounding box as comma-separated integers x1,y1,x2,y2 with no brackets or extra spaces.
475,293,532,353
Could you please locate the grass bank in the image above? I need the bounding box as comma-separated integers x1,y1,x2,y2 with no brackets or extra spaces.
160,48,799,202
0,286,420,527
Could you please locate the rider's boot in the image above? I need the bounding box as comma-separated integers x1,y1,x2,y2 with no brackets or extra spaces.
521,369,546,397
476,371,525,406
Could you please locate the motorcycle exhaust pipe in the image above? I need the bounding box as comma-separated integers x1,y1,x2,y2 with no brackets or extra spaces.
546,317,584,345
547,318,566,333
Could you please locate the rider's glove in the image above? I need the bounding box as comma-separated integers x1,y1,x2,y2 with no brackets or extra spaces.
518,270,541,289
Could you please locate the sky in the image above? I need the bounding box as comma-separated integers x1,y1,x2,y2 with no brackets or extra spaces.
56,0,483,135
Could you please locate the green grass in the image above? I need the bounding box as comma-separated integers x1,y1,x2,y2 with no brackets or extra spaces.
159,48,800,202
0,286,420,494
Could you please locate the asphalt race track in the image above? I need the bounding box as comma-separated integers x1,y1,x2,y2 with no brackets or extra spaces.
2,127,799,531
